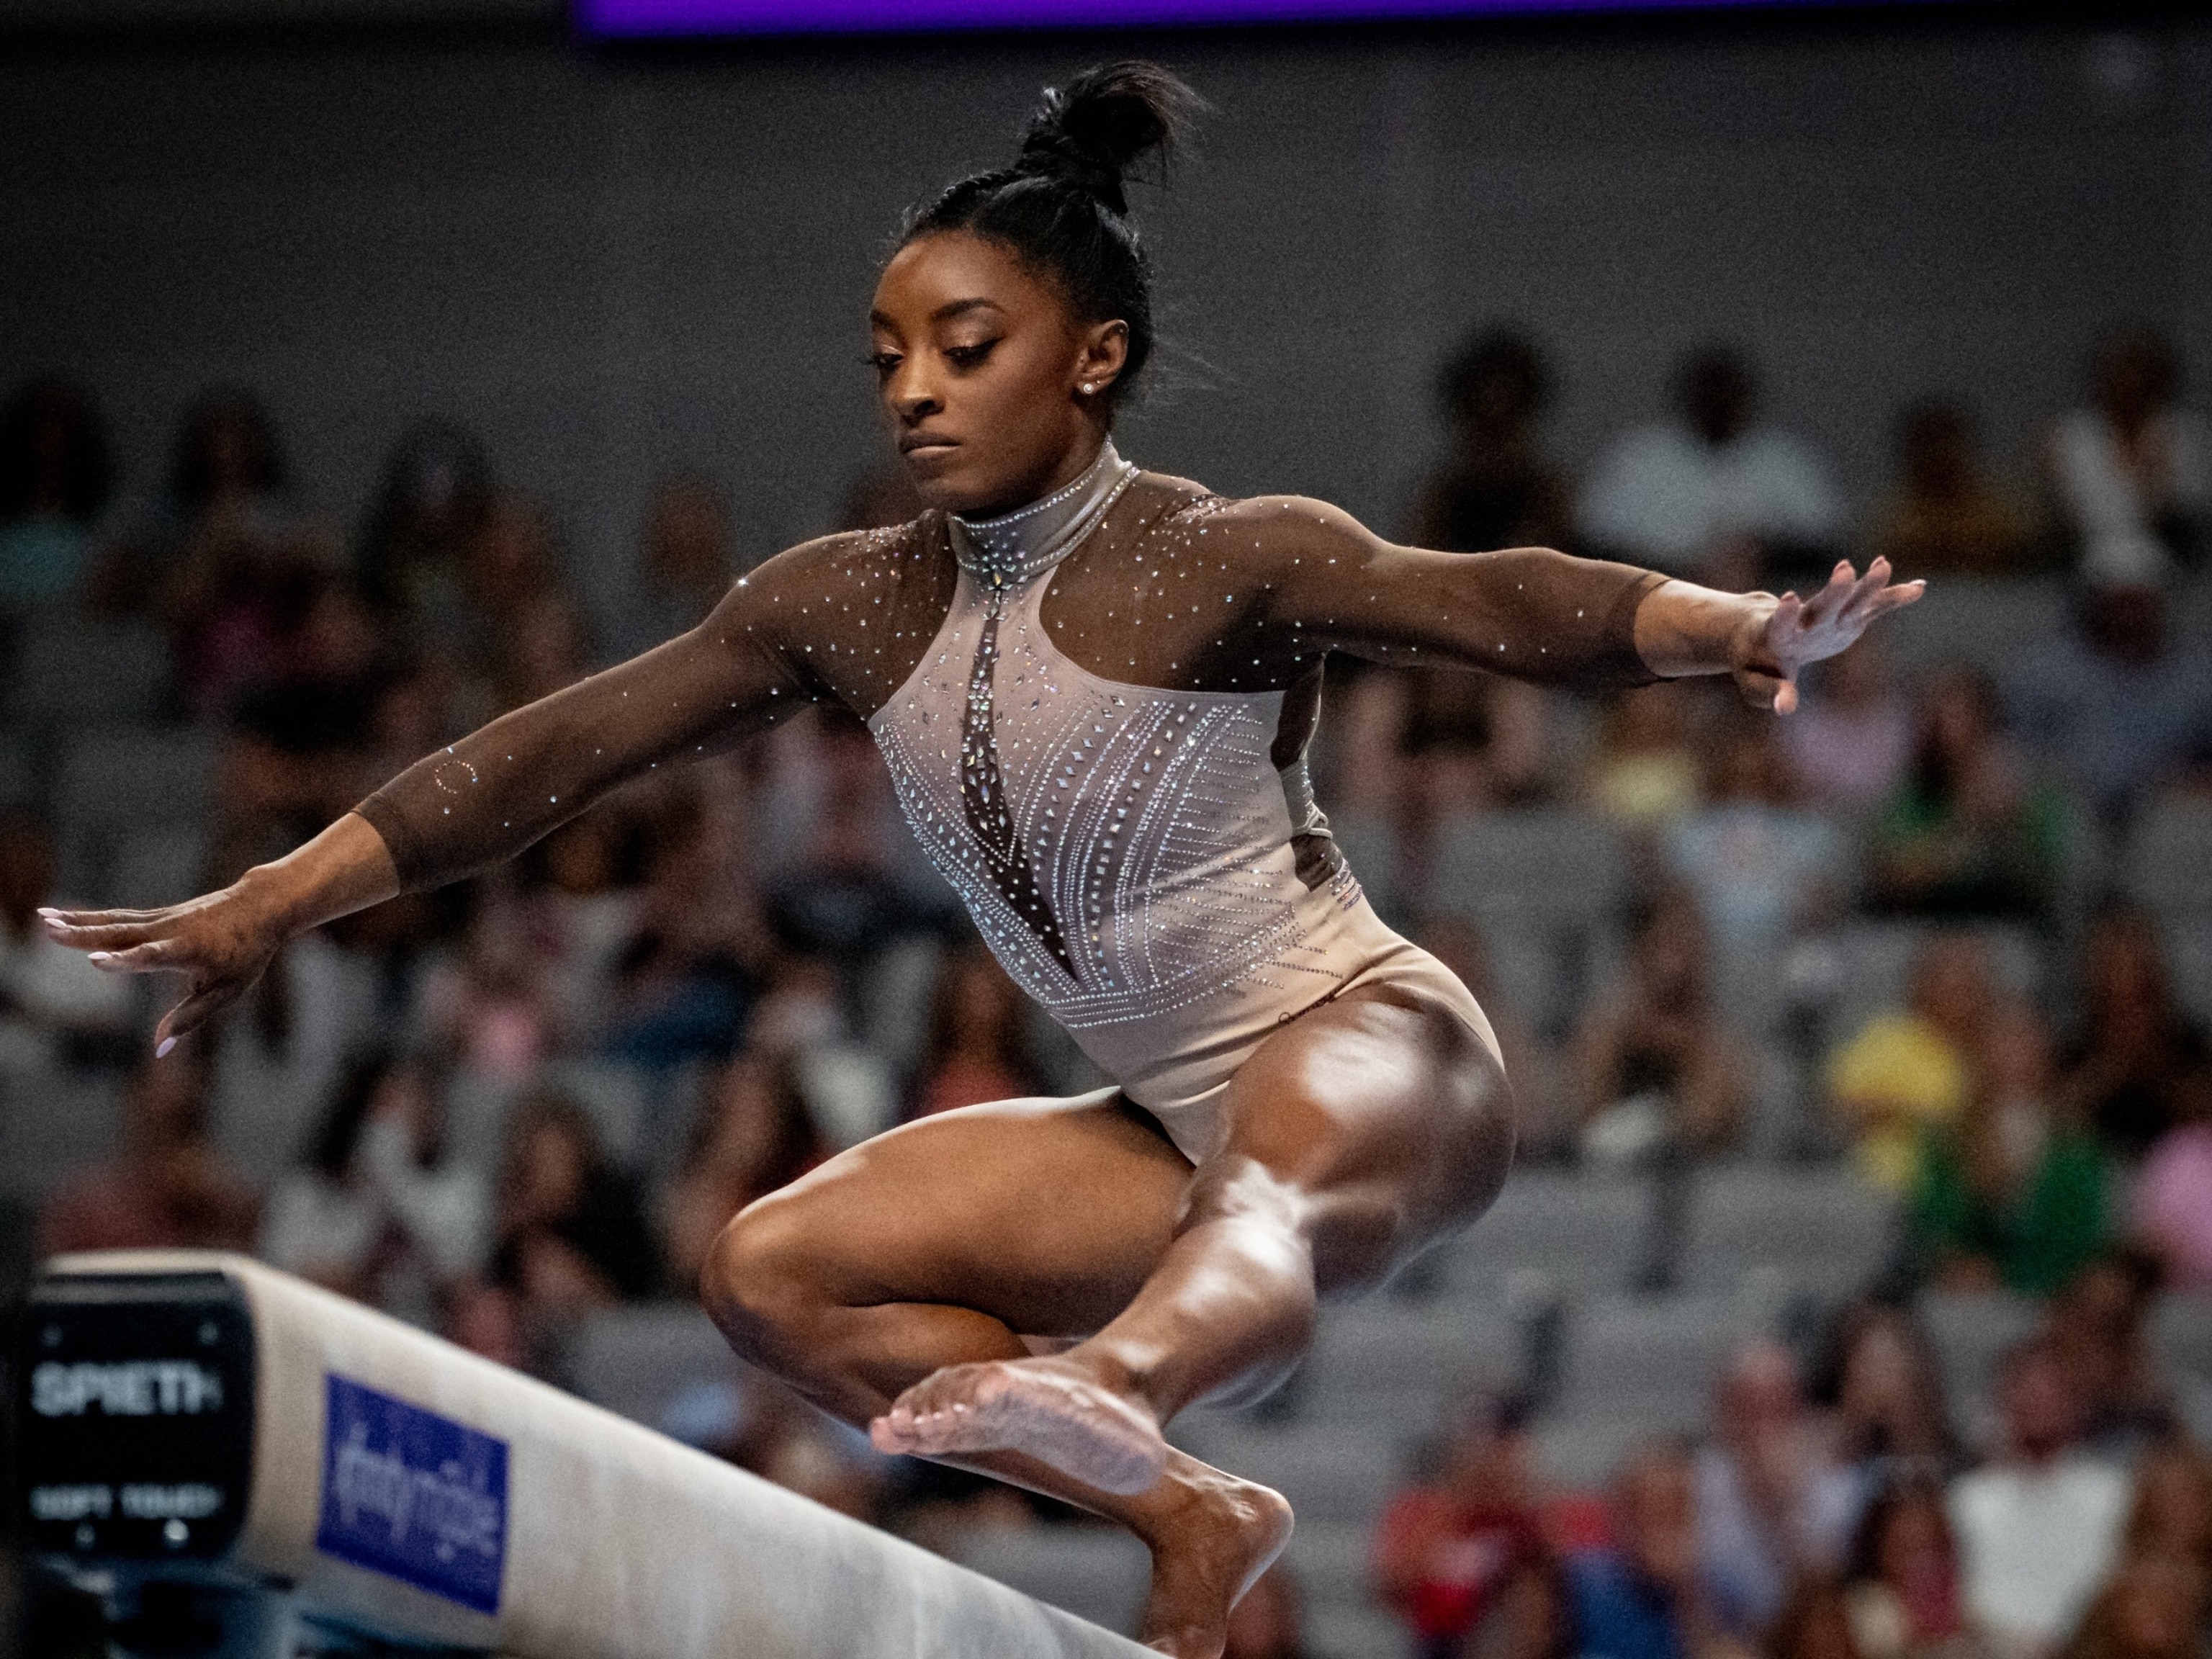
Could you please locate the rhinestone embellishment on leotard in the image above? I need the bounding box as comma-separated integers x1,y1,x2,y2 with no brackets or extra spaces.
943,441,1137,978
950,440,1133,590
872,479,1355,1040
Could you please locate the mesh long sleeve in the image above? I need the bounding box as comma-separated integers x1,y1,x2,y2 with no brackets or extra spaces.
354,569,820,893
1022,477,1667,698
1218,494,1668,691
1375,544,1668,690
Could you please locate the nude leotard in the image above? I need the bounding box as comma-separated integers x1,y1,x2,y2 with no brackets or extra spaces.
356,442,1665,1163
879,442,1488,1160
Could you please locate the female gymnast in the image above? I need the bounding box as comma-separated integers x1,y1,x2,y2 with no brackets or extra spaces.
45,63,1920,1658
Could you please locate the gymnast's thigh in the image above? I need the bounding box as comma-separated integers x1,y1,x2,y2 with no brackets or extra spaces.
1207,986,1514,1295
727,1089,1194,1339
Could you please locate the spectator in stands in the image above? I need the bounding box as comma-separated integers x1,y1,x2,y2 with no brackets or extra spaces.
1696,1341,1862,1640
1784,637,1914,822
1577,346,1843,588
1869,667,2062,922
157,387,292,549
909,943,1048,1119
144,400,333,720
1840,1477,1970,1659
440,1282,531,1371
601,770,765,1071
766,709,942,988
166,523,344,724
1375,1390,1546,1659
0,814,132,1078
1468,1552,1577,1659
2044,329,2208,585
444,1279,531,1371
258,1052,405,1297
522,808,645,1046
98,387,297,619
2056,910,2211,1157
489,1088,662,1316
1870,400,2038,577
1766,1579,1869,1659
1666,714,1843,953
1563,1444,1717,1659
2057,1552,2206,1659
0,376,112,609
660,1051,823,1290
2008,583,2212,826
2121,1439,2212,1583
1827,932,1993,1192
1948,1337,2131,1656
1408,326,1573,554
2044,1254,2173,1458
356,418,495,631
1223,1563,1312,1659
258,1052,487,1318
2131,1087,2212,1292
498,585,591,712
1820,1303,1957,1488
1398,673,1555,830
428,895,555,1083
615,473,736,660
1907,1002,2109,1297
459,495,587,714
1573,893,1750,1161
364,654,452,784
1588,682,1705,832
39,1049,257,1254
221,569,392,848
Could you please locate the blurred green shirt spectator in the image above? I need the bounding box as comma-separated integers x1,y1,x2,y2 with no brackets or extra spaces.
1909,1121,2108,1296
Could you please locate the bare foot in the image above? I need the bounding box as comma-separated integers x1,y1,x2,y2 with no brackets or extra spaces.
869,1356,1169,1495
1136,1469,1295,1659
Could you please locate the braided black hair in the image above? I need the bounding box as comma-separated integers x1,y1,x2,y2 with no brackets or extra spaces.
902,63,1203,403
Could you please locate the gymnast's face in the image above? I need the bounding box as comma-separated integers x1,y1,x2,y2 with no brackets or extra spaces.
870,230,1128,516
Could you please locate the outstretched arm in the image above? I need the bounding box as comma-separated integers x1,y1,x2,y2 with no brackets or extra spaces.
43,552,830,1053
1238,496,1921,706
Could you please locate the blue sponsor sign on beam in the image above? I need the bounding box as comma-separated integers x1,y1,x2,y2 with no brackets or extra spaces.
315,1375,508,1617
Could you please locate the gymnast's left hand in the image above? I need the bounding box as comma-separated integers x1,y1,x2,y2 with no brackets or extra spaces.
1729,557,1924,715
38,811,399,1056
40,884,287,1057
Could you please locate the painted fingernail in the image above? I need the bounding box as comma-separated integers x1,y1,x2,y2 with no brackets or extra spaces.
87,951,111,963
37,907,60,918
156,1037,176,1058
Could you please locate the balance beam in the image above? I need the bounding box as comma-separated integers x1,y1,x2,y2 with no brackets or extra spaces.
14,1250,1151,1657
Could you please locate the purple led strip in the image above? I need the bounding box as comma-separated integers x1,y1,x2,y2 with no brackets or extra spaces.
581,0,1840,37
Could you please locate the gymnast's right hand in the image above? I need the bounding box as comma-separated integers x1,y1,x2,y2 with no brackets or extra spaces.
37,811,400,1057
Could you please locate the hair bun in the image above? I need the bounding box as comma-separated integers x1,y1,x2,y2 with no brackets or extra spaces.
1015,62,1202,216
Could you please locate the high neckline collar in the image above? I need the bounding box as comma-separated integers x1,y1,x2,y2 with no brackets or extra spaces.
950,440,1136,589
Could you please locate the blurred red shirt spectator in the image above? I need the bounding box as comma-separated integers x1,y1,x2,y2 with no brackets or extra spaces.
1375,1393,1547,1656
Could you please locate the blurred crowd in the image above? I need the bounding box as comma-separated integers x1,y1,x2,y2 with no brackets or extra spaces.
1372,1262,2212,1659
1,318,2209,1658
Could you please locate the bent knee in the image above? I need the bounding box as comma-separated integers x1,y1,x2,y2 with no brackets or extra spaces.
700,1194,830,1364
